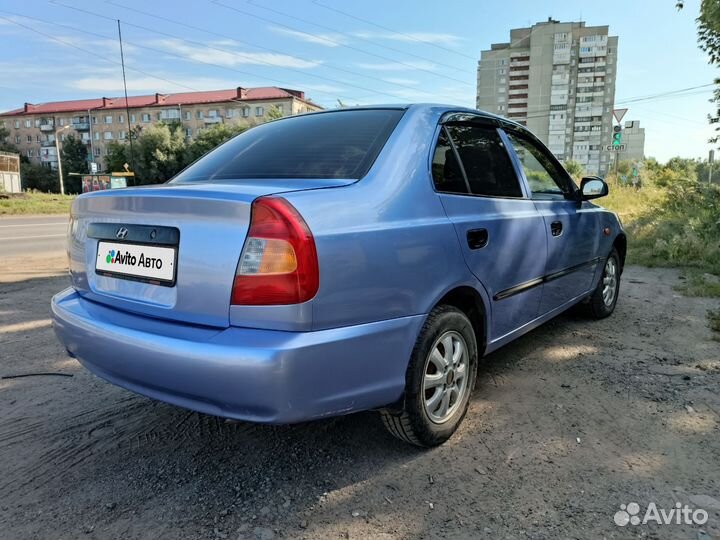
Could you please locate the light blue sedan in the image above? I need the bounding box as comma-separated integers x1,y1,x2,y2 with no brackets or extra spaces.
52,105,625,446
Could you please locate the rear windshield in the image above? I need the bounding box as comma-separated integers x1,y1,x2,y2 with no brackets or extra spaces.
172,108,405,182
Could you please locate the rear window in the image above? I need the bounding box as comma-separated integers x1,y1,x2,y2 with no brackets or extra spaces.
172,109,405,182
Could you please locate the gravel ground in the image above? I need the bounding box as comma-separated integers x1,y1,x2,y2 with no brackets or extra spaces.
0,254,719,540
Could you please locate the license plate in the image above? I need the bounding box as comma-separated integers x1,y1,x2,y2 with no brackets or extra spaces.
95,241,177,285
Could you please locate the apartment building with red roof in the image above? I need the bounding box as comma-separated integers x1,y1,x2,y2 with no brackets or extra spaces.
0,86,322,171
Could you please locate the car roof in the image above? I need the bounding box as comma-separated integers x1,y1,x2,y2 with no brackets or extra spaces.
286,103,528,132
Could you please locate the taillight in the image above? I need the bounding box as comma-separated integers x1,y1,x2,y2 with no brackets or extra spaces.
231,197,319,305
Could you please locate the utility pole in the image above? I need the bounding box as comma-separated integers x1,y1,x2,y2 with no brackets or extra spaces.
118,19,135,184
54,125,71,195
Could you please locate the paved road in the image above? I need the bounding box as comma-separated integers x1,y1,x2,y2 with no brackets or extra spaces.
0,215,68,257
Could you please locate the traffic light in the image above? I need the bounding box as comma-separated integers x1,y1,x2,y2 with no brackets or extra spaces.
612,124,622,147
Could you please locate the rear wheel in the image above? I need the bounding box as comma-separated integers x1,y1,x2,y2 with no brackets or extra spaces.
582,247,621,319
381,305,478,447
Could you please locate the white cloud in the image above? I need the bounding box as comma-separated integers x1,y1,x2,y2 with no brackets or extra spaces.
383,77,419,86
299,83,346,93
66,76,246,94
355,61,437,72
353,31,464,46
153,38,321,69
269,26,345,47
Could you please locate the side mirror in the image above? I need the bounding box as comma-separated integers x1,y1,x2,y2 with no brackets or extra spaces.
580,176,608,200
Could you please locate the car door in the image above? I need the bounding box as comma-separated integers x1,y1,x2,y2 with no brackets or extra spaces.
432,119,548,342
503,129,601,314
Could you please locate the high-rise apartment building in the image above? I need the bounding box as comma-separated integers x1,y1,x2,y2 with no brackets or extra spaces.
477,19,618,175
0,86,322,171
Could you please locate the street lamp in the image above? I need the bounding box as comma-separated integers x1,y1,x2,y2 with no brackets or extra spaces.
54,125,71,195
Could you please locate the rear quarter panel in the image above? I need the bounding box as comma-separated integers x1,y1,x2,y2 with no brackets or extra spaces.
284,106,485,331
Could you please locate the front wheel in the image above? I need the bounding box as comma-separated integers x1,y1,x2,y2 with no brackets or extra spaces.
381,305,478,447
582,247,621,318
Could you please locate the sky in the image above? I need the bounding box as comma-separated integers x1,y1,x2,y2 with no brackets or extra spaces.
0,0,715,162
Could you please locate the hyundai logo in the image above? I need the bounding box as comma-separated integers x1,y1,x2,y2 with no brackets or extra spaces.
116,227,129,240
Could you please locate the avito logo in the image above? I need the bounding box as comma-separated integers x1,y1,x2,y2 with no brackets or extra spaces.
105,249,164,270
106,249,137,266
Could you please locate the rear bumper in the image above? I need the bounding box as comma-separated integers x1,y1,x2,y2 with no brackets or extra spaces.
51,288,423,423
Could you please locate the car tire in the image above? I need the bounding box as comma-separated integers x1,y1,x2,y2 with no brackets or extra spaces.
381,305,478,447
582,247,621,319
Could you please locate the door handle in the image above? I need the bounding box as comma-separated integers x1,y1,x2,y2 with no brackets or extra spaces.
550,221,563,237
467,228,489,249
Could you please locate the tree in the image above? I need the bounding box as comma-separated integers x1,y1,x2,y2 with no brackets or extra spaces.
679,1,720,144
21,162,58,192
133,122,187,184
563,159,585,181
105,140,129,174
185,123,248,163
266,105,284,121
60,135,89,194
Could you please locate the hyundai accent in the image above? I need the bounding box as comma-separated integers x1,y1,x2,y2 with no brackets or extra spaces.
52,105,625,447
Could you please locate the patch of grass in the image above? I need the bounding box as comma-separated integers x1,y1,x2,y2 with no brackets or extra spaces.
675,270,720,298
708,309,720,339
602,178,720,276
0,191,75,215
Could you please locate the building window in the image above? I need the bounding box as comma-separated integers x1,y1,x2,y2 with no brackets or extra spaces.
35,119,41,127
242,108,250,117
24,120,31,128
102,115,112,124
15,135,20,144
184,111,191,120
36,135,41,142
14,120,20,129
185,127,192,137
130,114,136,123
141,113,150,122
208,110,218,118
94,132,100,140
27,149,34,157
117,114,124,124
255,106,264,116
118,131,126,140
94,147,101,157
225,109,234,118
196,110,204,119
92,116,98,124
26,135,31,143
103,131,113,140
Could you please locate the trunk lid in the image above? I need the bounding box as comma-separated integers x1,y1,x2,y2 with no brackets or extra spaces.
68,179,350,327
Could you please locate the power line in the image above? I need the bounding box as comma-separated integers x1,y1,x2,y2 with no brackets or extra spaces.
311,0,478,61
48,2,431,103
0,14,200,93
211,0,474,88
105,0,427,95
0,10,358,104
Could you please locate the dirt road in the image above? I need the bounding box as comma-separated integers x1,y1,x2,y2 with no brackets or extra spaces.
1,254,718,540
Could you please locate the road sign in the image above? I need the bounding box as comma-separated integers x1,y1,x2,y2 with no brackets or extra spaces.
604,144,626,152
709,149,715,164
613,108,628,124
90,162,98,173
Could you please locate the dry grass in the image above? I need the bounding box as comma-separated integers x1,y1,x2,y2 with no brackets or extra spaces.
0,191,74,215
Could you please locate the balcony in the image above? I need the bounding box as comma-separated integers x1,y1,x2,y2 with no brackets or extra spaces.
71,122,90,131
39,123,55,132
41,140,55,147
204,116,223,124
